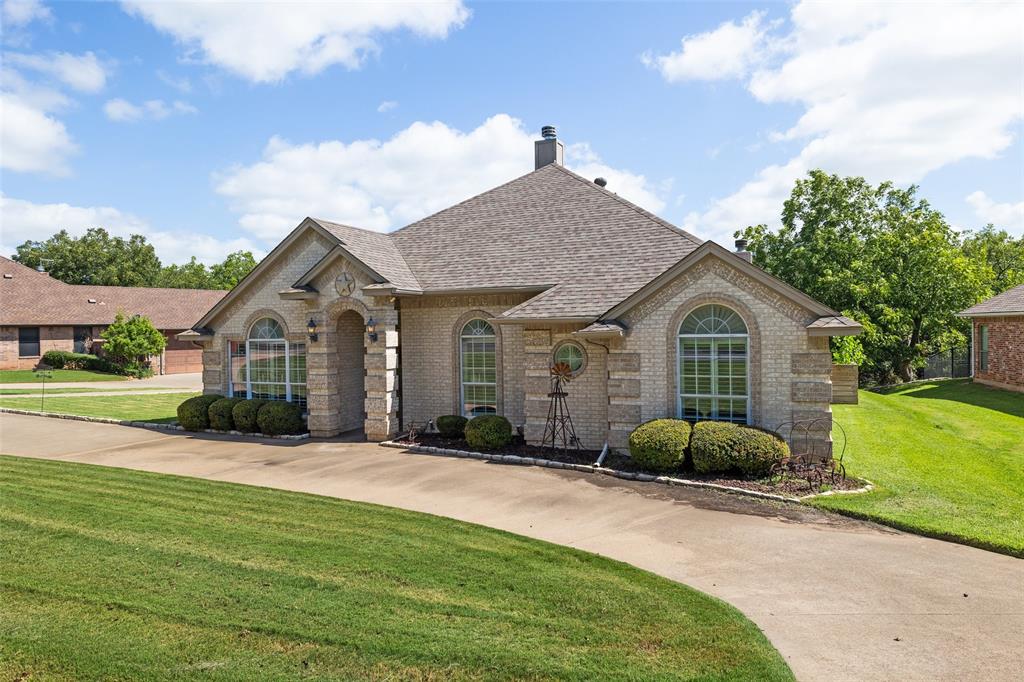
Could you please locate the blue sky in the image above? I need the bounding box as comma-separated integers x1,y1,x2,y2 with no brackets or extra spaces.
2,0,1022,264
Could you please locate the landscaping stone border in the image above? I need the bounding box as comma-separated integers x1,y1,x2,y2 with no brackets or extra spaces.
381,440,874,503
0,407,310,440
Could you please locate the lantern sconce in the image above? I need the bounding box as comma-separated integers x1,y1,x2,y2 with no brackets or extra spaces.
366,316,378,343
307,317,319,343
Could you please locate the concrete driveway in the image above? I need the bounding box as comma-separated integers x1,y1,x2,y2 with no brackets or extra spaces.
1,413,1021,682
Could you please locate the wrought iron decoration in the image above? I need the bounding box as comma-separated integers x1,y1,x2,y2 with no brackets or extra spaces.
542,361,580,450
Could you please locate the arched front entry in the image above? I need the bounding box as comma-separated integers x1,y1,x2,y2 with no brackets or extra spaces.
336,309,366,433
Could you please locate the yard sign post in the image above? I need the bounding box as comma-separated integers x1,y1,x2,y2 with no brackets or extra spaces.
33,362,53,412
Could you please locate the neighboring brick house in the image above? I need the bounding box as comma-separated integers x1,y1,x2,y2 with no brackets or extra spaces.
958,284,1024,393
182,128,862,449
1,256,225,374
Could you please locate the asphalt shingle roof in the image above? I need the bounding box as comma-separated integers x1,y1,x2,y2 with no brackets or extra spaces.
311,218,421,290
960,284,1024,316
0,256,225,328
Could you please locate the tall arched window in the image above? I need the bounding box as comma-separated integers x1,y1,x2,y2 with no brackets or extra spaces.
227,317,307,408
460,318,497,416
678,304,749,423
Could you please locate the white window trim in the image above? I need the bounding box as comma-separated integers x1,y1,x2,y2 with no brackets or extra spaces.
459,319,497,418
227,320,305,406
676,321,751,425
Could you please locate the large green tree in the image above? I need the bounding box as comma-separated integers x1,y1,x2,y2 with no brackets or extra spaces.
961,225,1024,295
738,170,986,383
15,228,161,287
208,250,257,289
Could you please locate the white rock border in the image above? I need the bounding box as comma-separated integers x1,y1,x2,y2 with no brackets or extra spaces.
0,407,310,440
381,439,874,504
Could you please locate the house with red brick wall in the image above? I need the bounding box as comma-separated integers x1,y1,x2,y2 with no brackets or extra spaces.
958,284,1024,393
1,256,225,374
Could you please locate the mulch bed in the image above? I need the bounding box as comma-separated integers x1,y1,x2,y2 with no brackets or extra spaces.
396,433,865,497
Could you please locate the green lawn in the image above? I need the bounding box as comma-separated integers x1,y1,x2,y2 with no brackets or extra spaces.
814,379,1024,557
0,392,198,423
0,456,792,681
0,369,123,383
0,386,171,395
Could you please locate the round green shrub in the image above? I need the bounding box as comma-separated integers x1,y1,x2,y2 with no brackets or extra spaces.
177,394,222,431
464,415,513,450
231,399,267,433
690,421,789,478
628,419,692,472
208,397,244,431
256,401,306,436
436,415,468,439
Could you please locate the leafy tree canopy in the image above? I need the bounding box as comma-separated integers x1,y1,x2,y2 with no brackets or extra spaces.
102,312,166,366
13,229,256,291
738,170,993,383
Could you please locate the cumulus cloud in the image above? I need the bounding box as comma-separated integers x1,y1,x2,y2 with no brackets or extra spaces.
966,191,1024,234
104,98,198,122
216,114,670,242
3,51,109,92
122,0,470,83
0,92,76,175
654,2,1024,244
643,11,772,81
2,0,51,27
0,193,262,265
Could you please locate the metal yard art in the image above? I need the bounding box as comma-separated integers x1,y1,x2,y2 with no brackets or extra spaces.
768,417,848,490
542,361,580,450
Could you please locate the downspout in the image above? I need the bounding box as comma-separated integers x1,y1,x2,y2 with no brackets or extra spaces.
395,297,404,432
584,338,612,466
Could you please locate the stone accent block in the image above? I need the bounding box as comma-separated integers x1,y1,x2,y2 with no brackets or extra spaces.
791,352,832,375
792,381,832,403
608,377,640,398
607,403,641,423
608,353,641,373
607,428,631,449
523,329,551,348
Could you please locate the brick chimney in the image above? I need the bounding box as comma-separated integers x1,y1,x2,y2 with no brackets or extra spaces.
534,125,564,169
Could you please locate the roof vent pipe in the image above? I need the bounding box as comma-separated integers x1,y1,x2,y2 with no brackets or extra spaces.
541,125,557,140
734,238,753,263
594,177,607,188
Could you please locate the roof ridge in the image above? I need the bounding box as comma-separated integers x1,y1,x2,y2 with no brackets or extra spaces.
548,164,704,247
311,216,422,290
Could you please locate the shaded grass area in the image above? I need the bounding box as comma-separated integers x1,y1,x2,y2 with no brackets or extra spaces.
0,369,124,383
0,456,792,681
815,379,1024,557
0,387,172,395
0,392,198,423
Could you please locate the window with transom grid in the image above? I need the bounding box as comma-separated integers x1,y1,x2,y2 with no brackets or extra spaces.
677,304,749,424
460,318,497,417
226,317,307,409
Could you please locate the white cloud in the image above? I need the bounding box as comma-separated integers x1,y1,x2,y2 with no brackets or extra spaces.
0,194,262,265
3,51,109,92
2,0,51,27
104,98,198,122
643,11,771,82
216,114,669,243
156,69,192,93
122,0,470,83
657,2,1024,244
565,142,667,214
966,191,1024,234
377,99,397,113
0,92,76,175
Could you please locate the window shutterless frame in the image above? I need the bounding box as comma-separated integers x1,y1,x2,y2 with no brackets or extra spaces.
676,304,750,424
460,319,497,417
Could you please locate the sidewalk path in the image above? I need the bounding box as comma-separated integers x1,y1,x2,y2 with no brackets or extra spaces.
1,413,1021,682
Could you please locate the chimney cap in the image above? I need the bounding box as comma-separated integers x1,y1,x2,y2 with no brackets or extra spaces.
734,238,749,252
541,125,557,140
594,177,607,188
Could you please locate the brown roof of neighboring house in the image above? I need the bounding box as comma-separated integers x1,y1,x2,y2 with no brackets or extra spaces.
959,284,1024,317
0,256,226,328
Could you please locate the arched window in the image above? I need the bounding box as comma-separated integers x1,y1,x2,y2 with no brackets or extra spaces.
460,318,497,416
678,304,749,423
227,317,307,409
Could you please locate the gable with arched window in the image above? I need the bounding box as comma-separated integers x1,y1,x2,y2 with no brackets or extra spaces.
460,318,497,417
677,304,749,423
227,317,307,408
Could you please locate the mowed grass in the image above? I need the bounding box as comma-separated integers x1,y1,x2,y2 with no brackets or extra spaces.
814,379,1024,557
0,369,123,383
0,392,198,423
0,456,792,681
0,386,172,395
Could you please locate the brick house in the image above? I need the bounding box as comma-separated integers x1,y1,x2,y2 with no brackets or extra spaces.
182,128,862,449
1,256,225,374
958,284,1024,393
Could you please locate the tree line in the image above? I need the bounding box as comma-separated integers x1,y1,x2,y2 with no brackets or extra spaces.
738,170,1023,384
12,228,256,291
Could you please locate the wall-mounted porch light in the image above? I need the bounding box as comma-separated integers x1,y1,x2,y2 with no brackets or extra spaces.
366,316,378,343
307,317,319,343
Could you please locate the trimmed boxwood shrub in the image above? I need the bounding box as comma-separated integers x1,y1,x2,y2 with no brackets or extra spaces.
208,397,244,431
41,350,123,374
628,419,692,472
177,395,222,431
436,415,468,439
256,401,306,436
464,415,513,450
232,399,267,433
690,421,789,477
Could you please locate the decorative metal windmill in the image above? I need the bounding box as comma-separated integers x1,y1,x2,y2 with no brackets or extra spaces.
542,361,580,450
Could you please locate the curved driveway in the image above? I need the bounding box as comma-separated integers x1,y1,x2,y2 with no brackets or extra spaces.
2,413,1021,681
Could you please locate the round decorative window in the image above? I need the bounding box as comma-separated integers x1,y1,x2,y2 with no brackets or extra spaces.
553,341,586,376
